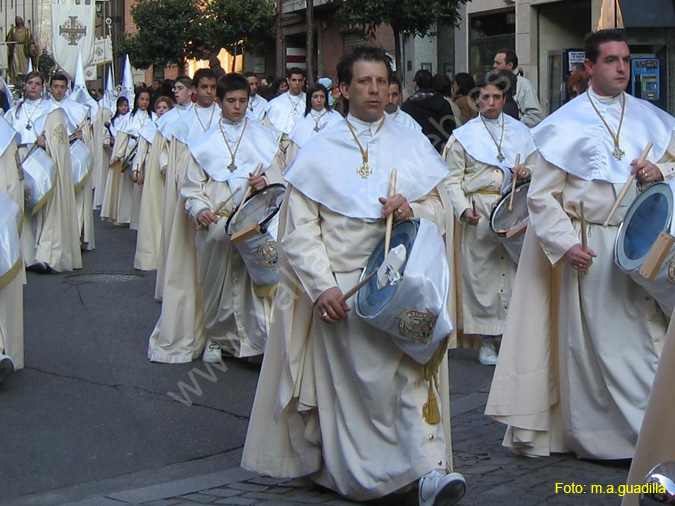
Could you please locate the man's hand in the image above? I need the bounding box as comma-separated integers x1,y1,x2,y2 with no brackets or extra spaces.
132,170,143,184
249,173,266,191
316,286,351,323
462,208,480,226
109,156,120,167
197,209,219,228
632,159,663,184
514,164,531,181
74,127,83,141
379,193,412,222
36,135,46,149
564,243,597,273
160,165,168,175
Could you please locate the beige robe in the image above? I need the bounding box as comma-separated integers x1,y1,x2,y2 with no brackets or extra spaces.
94,108,112,209
147,140,207,363
101,131,135,225
0,139,24,369
485,152,671,460
134,130,167,271
445,138,536,337
622,309,675,506
23,109,82,271
75,119,95,250
242,184,457,501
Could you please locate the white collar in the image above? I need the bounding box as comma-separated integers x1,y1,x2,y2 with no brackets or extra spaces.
346,113,385,138
588,84,622,104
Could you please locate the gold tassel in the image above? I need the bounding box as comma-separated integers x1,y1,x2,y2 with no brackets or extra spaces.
423,385,441,425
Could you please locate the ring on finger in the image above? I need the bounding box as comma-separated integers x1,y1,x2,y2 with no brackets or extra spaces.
321,311,328,318
396,208,403,215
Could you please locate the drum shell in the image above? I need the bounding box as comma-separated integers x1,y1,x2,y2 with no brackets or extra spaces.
70,138,93,191
355,218,453,365
614,182,675,315
22,146,57,214
489,182,530,263
226,184,285,287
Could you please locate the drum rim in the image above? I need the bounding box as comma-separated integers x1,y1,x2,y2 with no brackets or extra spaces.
226,183,286,234
615,182,674,272
489,181,530,235
355,219,420,316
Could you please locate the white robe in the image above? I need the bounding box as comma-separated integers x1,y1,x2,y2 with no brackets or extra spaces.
266,91,306,134
246,94,269,124
288,108,342,148
388,108,422,132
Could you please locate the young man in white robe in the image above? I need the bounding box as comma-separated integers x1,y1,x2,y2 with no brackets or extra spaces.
485,28,675,460
6,71,82,273
181,73,284,358
153,77,195,293
242,45,466,506
244,72,268,124
266,67,306,135
385,75,422,132
444,72,536,365
147,69,219,364
0,116,23,386
48,73,96,251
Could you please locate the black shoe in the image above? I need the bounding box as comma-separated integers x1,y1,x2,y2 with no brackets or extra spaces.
0,355,15,386
28,261,53,274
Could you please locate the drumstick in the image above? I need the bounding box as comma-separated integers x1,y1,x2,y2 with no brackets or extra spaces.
228,162,264,227
580,201,588,253
603,142,653,227
508,154,521,212
384,169,397,255
196,191,238,231
338,271,377,305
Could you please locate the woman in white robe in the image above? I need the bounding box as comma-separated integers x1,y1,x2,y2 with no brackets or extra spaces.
100,97,129,223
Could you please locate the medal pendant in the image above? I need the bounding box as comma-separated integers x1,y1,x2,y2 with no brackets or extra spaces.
228,162,237,172
356,162,373,179
497,152,505,162
613,146,625,161
26,122,31,131
313,125,320,132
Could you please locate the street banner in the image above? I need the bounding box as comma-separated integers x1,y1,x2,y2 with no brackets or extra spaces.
51,1,96,77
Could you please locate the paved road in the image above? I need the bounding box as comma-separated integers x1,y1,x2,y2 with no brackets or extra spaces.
2,214,631,505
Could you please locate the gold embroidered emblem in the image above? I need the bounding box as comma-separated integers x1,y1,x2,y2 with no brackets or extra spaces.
356,162,373,179
396,308,438,344
53,124,67,143
256,240,278,269
668,260,675,284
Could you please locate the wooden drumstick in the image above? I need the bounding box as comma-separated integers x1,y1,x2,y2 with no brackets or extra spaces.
603,142,653,227
196,191,238,231
580,201,588,253
338,271,377,305
384,169,397,255
508,154,521,212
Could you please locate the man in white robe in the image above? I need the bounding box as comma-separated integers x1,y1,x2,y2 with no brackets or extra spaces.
147,69,219,363
6,71,82,273
385,75,422,132
266,67,306,135
0,116,23,385
244,72,268,124
242,46,466,506
444,73,536,365
485,28,675,460
493,49,543,127
181,73,284,358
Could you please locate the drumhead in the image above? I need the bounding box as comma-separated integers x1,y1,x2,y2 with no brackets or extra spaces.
490,182,530,236
615,183,673,272
226,183,286,235
356,220,419,317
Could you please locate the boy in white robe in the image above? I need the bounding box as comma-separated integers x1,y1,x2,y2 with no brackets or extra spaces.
181,73,284,358
266,67,306,135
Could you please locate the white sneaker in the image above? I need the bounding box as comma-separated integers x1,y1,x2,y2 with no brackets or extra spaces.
202,342,223,363
0,354,15,386
478,339,498,366
419,469,466,506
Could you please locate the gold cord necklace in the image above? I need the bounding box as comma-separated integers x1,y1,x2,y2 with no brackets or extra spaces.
287,93,303,117
345,117,385,179
24,98,44,131
311,109,328,132
586,89,626,161
194,104,216,132
220,118,248,172
480,113,506,162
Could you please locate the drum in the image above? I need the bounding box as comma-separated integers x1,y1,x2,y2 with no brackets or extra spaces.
615,182,675,315
489,182,530,263
0,188,22,286
226,184,286,287
355,218,453,365
21,146,57,215
69,138,93,191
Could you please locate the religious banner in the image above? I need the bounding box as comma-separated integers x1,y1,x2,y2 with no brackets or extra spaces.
51,1,96,77
91,36,113,66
